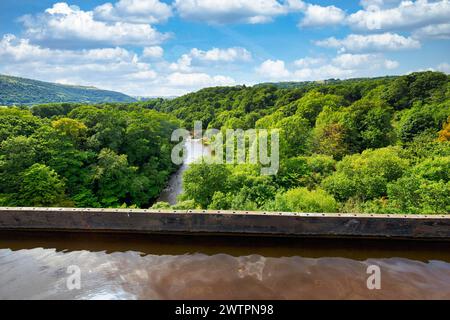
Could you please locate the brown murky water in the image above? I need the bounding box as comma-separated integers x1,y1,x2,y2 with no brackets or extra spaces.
0,232,449,300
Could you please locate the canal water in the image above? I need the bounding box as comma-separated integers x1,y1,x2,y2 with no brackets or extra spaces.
157,137,211,205
0,232,449,299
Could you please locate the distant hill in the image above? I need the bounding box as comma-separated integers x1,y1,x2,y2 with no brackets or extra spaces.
254,76,397,89
0,74,136,105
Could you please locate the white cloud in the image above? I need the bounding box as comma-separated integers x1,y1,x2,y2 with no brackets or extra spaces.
189,47,252,62
169,47,252,71
315,32,420,53
294,57,326,68
174,0,288,24
166,72,235,88
300,4,346,27
332,53,398,69
169,54,193,72
292,55,398,80
256,59,290,79
94,0,172,24
128,70,158,79
256,53,399,82
332,53,374,69
142,46,164,58
0,34,236,96
359,0,402,9
413,23,450,39
173,0,346,27
0,34,154,89
285,0,307,11
19,2,169,48
437,62,450,74
384,59,400,69
0,34,137,63
297,1,450,37
347,0,450,31
293,65,354,80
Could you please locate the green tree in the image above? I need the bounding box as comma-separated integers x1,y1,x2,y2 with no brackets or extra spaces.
182,162,230,208
0,108,42,142
0,136,38,194
438,117,450,142
295,91,344,126
267,188,338,213
322,147,408,201
276,115,311,158
17,163,66,206
387,176,450,214
51,117,87,144
342,100,394,152
93,148,137,207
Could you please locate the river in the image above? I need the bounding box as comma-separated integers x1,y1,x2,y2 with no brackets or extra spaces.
1,232,450,299
157,137,211,205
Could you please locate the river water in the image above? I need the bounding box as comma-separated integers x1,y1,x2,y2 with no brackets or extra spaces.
157,138,211,205
1,232,450,299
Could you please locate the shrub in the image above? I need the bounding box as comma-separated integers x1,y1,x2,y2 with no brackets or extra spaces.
268,188,338,213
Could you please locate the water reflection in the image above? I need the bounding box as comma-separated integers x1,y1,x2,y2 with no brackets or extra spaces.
0,232,449,300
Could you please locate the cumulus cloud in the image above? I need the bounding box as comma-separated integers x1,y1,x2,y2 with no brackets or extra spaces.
0,34,235,96
169,47,252,72
142,46,164,58
169,54,193,72
256,59,291,79
296,53,399,80
315,32,420,53
19,2,170,48
413,23,450,39
292,56,399,80
294,57,326,68
332,53,399,70
173,0,348,27
189,47,252,62
285,0,307,11
174,0,288,24
0,34,153,89
0,34,137,63
347,0,450,32
256,53,399,81
94,0,172,24
299,4,346,27
437,62,450,74
359,0,403,9
293,65,354,80
166,72,235,88
296,1,450,38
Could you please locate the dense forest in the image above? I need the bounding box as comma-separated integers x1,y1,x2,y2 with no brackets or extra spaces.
145,71,449,214
1,71,449,214
0,74,136,105
0,104,180,207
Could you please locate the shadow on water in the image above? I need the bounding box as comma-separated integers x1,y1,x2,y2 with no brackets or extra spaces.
1,231,450,261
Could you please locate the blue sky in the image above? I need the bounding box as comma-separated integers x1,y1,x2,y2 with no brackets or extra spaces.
0,0,449,96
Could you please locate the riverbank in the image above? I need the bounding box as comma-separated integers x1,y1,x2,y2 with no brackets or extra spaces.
1,207,449,240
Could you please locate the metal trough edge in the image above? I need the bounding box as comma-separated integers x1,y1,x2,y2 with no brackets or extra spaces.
0,207,449,240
